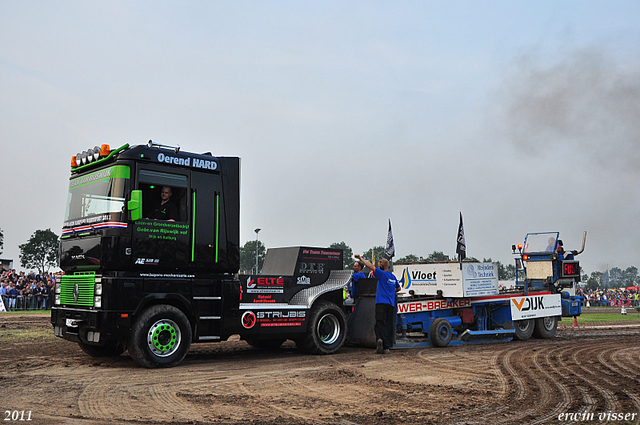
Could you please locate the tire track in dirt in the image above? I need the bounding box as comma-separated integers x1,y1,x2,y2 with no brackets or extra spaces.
237,381,330,424
499,346,557,424
477,345,533,424
527,345,575,425
77,372,208,423
596,344,640,418
571,341,622,414
554,344,598,423
415,349,498,383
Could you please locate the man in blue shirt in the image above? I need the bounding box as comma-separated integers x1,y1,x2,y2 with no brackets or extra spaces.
349,260,365,299
355,254,400,354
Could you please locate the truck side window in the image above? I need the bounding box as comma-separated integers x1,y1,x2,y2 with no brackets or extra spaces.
138,170,188,222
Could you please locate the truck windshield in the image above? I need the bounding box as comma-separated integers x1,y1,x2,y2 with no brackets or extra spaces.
64,165,129,228
523,232,559,253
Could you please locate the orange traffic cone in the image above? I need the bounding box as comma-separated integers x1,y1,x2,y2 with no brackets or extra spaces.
573,316,578,327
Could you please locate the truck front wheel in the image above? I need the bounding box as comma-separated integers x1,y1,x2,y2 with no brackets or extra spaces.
128,305,192,368
296,302,346,354
513,319,534,341
533,316,558,339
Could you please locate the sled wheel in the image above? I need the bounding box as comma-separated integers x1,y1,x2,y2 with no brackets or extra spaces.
430,318,452,347
78,341,125,357
533,316,558,339
296,301,347,354
128,305,192,368
513,319,535,341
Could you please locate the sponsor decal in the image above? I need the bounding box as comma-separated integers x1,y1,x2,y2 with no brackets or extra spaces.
510,294,562,320
156,152,218,171
397,298,471,313
69,168,114,188
256,310,306,327
246,276,285,294
254,295,275,303
261,322,302,327
465,263,496,278
246,276,256,289
297,276,311,285
135,258,159,265
241,311,257,329
462,263,499,297
257,311,306,319
64,214,114,229
399,267,437,290
301,249,341,259
139,273,195,278
512,297,545,311
135,221,189,242
298,262,325,275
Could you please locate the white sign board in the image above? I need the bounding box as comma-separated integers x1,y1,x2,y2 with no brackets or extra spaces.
394,262,499,298
510,294,562,320
461,263,500,297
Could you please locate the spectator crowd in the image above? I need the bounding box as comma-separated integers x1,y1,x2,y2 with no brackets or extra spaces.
576,286,639,308
1,269,57,311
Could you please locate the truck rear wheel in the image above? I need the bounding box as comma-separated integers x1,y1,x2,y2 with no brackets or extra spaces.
296,301,346,354
128,305,192,368
79,341,125,357
429,318,452,347
513,319,534,341
533,316,558,339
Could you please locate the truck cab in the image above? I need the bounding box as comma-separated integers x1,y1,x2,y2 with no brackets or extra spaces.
52,141,350,368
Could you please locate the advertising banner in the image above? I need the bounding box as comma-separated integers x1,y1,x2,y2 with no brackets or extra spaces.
395,262,499,298
461,263,499,297
510,294,562,320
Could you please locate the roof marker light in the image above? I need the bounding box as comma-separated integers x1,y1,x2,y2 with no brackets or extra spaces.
100,144,110,157
71,155,78,167
92,146,101,161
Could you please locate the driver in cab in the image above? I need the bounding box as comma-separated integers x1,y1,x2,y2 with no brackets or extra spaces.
147,186,178,221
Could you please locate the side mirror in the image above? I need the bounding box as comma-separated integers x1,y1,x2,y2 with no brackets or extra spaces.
128,190,142,221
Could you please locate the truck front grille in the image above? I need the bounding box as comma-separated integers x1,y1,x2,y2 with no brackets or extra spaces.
59,273,96,307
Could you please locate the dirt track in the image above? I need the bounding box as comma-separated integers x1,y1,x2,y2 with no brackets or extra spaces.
1,314,640,425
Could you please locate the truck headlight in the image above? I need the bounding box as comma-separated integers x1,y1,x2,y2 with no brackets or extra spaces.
95,283,102,295
55,283,61,294
55,294,61,305
94,296,102,308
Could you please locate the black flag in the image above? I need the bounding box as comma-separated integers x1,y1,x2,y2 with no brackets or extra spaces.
456,212,466,261
385,219,395,260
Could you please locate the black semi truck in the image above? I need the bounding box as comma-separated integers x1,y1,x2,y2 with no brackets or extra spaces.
52,141,351,368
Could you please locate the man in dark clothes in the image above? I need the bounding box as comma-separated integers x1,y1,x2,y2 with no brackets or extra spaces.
147,186,179,221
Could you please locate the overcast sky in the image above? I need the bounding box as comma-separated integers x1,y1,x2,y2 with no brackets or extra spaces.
1,1,639,274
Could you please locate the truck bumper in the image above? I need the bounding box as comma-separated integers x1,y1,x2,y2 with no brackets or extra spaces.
51,307,129,345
